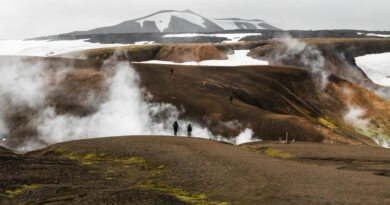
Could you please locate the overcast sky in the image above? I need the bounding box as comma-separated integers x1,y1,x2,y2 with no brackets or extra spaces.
1,0,389,39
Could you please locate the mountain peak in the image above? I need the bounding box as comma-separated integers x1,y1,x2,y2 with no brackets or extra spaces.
67,10,280,35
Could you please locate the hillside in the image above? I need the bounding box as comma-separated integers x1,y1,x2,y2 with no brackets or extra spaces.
2,39,390,152
0,137,389,204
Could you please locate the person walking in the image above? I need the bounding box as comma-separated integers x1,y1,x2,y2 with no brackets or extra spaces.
173,121,179,136
187,122,192,137
229,95,234,104
170,68,174,79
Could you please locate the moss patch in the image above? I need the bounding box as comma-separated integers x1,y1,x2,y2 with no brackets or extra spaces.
264,148,292,159
52,149,146,167
51,148,228,205
5,184,41,198
318,117,338,130
139,181,228,205
138,165,229,205
245,146,292,159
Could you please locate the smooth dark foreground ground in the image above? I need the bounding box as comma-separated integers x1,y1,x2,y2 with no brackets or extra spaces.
0,136,389,205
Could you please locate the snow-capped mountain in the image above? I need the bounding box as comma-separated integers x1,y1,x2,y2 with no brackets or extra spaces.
67,10,279,35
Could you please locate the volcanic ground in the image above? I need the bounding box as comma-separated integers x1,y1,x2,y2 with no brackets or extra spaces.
1,38,390,204
0,137,389,204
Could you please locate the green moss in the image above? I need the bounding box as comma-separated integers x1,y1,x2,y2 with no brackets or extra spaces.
5,184,40,198
53,149,146,167
81,161,94,166
114,156,146,165
318,117,338,130
244,146,292,159
53,149,228,205
140,183,228,205
264,148,291,159
83,153,98,160
137,166,229,205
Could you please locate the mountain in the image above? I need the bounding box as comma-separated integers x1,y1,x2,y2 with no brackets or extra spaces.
67,9,280,35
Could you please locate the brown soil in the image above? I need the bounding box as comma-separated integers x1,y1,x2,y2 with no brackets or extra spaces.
132,63,381,145
64,43,228,63
1,137,389,204
157,44,227,63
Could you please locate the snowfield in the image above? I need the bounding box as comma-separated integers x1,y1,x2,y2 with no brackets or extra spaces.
213,19,266,30
0,39,127,57
136,11,206,32
163,33,262,43
357,32,390,38
355,52,390,86
0,40,268,66
140,50,269,66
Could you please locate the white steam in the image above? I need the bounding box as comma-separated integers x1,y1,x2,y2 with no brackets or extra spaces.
342,88,389,148
232,128,256,145
0,59,48,142
277,37,328,89
0,59,256,152
343,106,370,128
0,59,47,108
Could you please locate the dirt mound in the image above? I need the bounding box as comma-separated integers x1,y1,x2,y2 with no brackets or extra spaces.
156,44,227,63
62,45,162,61
2,137,389,204
63,43,228,63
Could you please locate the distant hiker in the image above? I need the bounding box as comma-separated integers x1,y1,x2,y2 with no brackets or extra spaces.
173,121,179,136
187,122,192,137
170,68,174,79
202,81,207,89
229,95,234,104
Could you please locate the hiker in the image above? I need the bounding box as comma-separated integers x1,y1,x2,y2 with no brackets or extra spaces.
229,95,234,104
173,121,179,136
202,81,207,89
170,68,174,79
187,122,192,137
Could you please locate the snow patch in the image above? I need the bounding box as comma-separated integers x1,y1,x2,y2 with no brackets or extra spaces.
136,11,206,32
134,41,155,45
140,50,269,66
0,39,127,57
212,19,266,30
357,32,390,38
164,33,262,43
355,52,390,86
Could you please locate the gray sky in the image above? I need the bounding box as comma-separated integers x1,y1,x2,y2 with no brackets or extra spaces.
1,0,389,39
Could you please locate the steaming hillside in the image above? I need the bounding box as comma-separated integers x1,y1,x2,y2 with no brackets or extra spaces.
2,39,390,151
1,38,390,204
66,10,279,35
